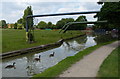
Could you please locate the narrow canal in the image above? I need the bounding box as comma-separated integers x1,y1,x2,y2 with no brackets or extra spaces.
1,32,118,77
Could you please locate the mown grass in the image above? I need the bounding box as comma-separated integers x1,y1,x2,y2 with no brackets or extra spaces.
97,46,119,77
32,40,117,78
2,29,84,53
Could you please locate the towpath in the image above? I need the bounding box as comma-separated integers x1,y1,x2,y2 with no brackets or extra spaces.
59,41,120,77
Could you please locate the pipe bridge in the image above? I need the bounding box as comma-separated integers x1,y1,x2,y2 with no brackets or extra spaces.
26,11,107,42
59,20,108,33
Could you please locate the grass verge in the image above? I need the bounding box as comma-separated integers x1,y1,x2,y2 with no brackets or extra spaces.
97,46,119,77
32,40,117,78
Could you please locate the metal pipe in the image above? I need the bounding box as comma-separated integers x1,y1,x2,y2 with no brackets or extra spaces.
26,18,29,42
27,11,100,18
60,20,108,33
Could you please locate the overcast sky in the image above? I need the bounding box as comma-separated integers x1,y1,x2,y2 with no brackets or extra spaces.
0,0,102,24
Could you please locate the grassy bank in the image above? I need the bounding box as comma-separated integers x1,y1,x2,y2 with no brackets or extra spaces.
2,29,84,53
97,46,119,77
32,41,117,78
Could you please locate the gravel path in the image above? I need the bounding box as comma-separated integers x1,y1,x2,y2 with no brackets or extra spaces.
59,41,120,77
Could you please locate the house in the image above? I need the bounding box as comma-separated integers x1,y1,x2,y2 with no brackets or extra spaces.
7,24,14,28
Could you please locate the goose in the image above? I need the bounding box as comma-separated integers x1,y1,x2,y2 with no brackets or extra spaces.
34,55,41,61
49,52,55,57
26,65,33,70
5,62,16,69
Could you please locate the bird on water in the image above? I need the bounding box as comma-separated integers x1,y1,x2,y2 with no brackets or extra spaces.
5,62,16,69
49,52,55,57
34,55,41,62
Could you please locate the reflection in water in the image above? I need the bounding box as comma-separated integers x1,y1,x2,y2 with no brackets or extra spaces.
94,33,118,44
85,36,96,48
2,33,117,77
111,32,119,38
26,54,39,76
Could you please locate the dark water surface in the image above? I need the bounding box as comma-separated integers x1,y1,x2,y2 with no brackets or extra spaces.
1,32,118,77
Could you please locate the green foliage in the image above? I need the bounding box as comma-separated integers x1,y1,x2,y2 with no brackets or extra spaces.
17,24,23,29
0,20,7,28
56,18,74,29
75,16,87,22
36,16,87,30
56,20,66,29
14,23,17,29
23,6,33,29
70,16,87,30
47,22,52,28
37,21,47,29
0,21,2,27
95,2,120,30
36,21,56,29
17,18,23,24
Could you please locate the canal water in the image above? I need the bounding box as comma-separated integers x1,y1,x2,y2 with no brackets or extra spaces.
1,32,118,77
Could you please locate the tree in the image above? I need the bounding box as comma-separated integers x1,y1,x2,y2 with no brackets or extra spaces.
23,6,33,29
47,22,52,28
22,6,34,42
70,16,87,30
17,18,23,24
95,2,120,30
75,16,87,22
37,21,47,29
56,20,66,29
14,23,17,29
0,21,2,27
17,24,23,29
56,16,88,30
0,20,7,28
56,18,74,29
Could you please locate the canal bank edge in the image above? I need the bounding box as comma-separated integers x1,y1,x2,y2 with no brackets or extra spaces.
32,40,118,78
0,34,86,59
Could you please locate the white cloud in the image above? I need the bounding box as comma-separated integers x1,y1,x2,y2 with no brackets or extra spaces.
57,7,87,13
1,2,101,24
1,0,99,2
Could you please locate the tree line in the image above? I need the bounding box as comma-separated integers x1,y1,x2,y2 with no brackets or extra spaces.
36,16,87,30
1,6,87,30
